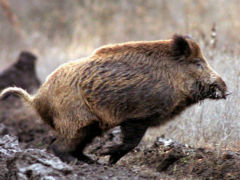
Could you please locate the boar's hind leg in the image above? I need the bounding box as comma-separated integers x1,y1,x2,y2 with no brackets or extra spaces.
50,122,102,164
102,120,149,164
72,122,102,163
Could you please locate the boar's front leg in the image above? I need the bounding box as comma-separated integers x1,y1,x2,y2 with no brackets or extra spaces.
101,120,149,164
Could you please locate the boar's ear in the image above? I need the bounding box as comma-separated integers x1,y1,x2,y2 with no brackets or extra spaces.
172,34,191,58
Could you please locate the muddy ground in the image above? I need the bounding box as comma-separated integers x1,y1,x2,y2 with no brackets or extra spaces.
1,97,240,180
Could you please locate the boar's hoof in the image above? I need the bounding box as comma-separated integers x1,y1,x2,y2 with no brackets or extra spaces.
49,143,76,163
100,145,129,164
72,153,96,164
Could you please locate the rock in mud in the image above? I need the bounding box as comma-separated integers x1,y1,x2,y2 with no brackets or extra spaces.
0,134,74,179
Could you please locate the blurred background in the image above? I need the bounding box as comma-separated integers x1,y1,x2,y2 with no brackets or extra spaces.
1,0,240,150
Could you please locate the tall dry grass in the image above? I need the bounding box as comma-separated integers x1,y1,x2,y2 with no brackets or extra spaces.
1,0,240,149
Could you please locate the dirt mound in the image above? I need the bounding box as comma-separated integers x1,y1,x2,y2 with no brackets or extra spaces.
0,133,152,180
119,137,240,179
0,134,73,179
87,128,240,179
0,51,40,93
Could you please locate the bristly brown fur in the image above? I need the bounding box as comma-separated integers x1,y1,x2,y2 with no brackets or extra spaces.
0,35,227,164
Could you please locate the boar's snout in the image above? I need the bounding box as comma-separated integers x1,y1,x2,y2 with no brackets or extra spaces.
209,77,228,100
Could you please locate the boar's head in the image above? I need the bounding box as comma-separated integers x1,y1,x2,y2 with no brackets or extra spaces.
171,35,228,102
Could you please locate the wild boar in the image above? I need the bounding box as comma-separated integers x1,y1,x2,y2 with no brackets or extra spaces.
0,35,228,164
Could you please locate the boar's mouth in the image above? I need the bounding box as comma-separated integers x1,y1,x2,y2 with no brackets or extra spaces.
191,81,228,102
207,83,230,100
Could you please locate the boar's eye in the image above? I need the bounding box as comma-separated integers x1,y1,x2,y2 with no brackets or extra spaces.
195,62,203,71
193,59,203,71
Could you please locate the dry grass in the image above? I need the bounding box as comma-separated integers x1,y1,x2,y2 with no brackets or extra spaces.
1,0,240,149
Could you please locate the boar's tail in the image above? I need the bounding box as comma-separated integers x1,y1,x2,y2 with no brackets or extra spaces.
0,87,34,105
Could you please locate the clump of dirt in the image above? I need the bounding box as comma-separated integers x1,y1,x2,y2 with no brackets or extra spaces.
0,134,73,179
0,133,156,180
119,137,240,179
